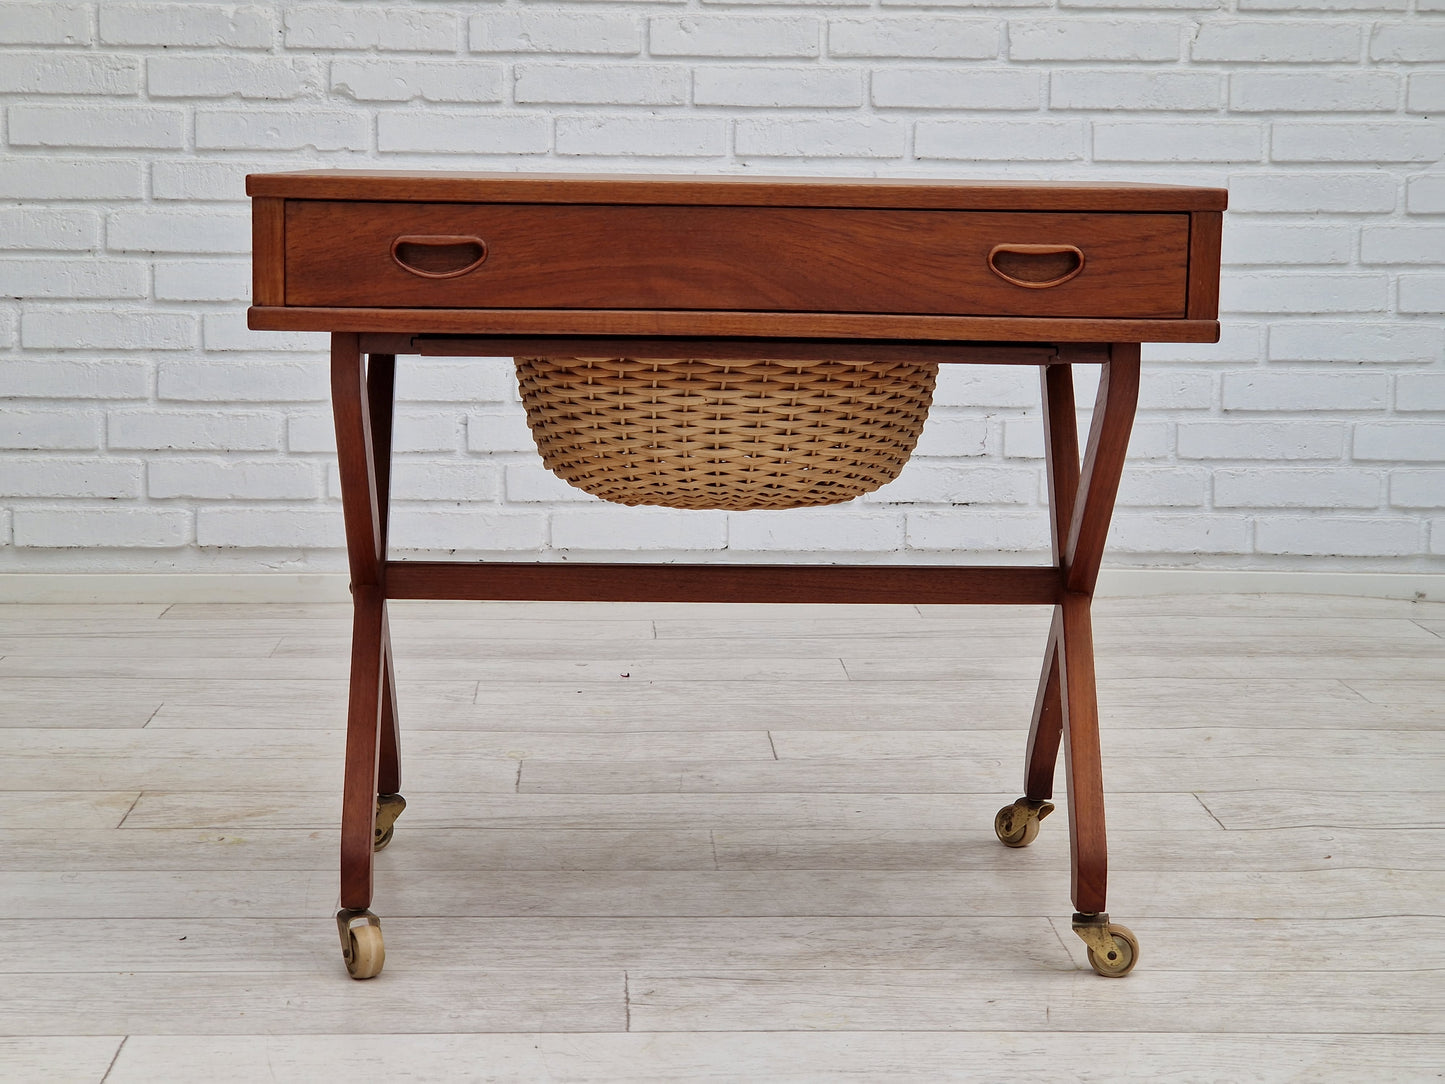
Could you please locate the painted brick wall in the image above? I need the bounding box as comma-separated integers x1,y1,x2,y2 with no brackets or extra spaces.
1,0,1442,573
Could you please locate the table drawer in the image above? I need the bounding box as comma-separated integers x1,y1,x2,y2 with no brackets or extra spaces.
283,201,1190,319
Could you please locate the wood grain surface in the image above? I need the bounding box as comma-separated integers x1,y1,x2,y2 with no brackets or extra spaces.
250,196,284,307
283,202,1191,318
248,306,1222,343
384,562,1064,605
4,593,1442,1078
247,170,1228,212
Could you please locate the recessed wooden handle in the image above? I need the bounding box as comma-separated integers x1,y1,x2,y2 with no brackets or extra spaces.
987,244,1085,289
390,235,488,279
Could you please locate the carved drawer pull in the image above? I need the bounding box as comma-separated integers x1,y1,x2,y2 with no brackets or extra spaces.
987,244,1085,289
390,236,488,279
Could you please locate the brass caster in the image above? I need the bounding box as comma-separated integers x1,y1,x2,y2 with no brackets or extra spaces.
374,793,406,851
994,798,1054,848
1073,913,1138,978
337,908,385,980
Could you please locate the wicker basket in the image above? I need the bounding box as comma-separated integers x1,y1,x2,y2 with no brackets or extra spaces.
514,356,938,511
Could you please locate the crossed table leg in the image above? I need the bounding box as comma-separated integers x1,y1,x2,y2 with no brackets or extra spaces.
325,333,1143,979
331,333,403,979
998,344,1142,975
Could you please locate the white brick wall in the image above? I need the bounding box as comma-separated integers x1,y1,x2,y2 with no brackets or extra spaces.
1,0,1441,574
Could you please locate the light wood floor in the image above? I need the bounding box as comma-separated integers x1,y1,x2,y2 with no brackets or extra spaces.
1,593,1442,1082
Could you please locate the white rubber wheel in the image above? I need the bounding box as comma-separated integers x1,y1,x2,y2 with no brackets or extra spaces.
344,922,385,980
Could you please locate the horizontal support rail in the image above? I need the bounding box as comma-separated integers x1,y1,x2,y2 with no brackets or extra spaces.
251,306,1219,345
405,336,1084,366
384,561,1063,606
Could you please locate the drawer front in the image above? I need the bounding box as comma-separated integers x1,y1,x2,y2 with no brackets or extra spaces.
284,201,1190,319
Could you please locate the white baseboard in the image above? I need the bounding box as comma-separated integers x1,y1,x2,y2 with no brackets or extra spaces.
0,568,1442,603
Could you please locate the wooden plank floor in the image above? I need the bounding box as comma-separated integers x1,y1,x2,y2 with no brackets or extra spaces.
1,593,1442,1082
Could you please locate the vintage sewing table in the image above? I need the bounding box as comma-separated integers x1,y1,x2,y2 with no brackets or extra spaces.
247,171,1226,980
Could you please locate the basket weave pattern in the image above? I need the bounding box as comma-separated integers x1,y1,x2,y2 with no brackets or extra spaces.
515,356,938,511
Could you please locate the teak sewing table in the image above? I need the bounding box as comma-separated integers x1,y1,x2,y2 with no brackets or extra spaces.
247,171,1226,980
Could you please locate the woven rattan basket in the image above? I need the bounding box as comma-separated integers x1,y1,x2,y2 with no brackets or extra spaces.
514,356,938,511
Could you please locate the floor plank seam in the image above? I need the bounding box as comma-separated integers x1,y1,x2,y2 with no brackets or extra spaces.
97,1034,126,1084
114,793,143,830
1044,915,1076,963
1192,794,1227,830
1336,680,1375,704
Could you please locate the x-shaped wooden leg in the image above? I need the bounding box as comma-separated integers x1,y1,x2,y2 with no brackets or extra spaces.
332,333,403,912
1021,344,1140,915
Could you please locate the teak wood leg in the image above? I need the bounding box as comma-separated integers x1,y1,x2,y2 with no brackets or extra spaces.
331,334,403,921
1022,363,1080,801
1024,625,1064,801
367,352,402,796
340,587,385,909
1059,347,1139,918
1005,347,1141,973
1059,590,1107,913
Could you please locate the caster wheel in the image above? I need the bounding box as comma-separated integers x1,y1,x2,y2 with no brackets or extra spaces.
347,923,385,980
994,798,1053,848
337,909,385,979
1087,924,1138,978
1073,914,1139,978
374,793,406,852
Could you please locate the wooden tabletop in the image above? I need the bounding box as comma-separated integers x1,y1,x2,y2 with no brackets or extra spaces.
246,170,1228,212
